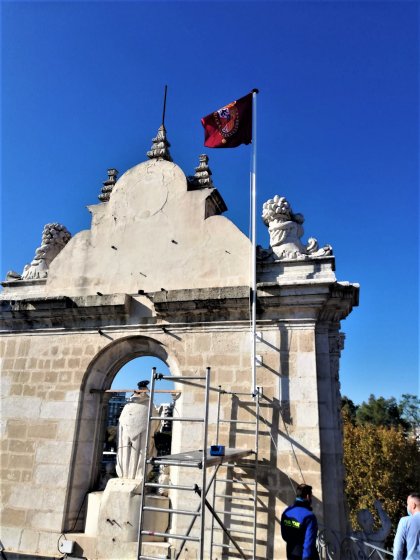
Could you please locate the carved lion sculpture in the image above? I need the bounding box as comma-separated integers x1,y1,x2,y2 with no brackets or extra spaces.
21,223,71,280
262,195,332,260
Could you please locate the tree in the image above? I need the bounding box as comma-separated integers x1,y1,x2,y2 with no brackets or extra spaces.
341,396,358,423
354,394,408,429
398,393,420,434
342,416,420,547
105,425,117,451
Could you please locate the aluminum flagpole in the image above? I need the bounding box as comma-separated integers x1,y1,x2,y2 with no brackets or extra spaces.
251,88,258,397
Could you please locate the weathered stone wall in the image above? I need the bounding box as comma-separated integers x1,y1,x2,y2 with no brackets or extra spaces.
1,332,102,554
165,322,325,559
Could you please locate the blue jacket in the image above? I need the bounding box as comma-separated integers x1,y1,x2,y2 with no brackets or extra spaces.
281,499,319,560
394,513,420,560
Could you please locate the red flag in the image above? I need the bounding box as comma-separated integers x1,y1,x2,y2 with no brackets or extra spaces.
201,92,253,148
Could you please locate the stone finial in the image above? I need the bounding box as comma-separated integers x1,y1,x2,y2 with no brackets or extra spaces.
98,168,118,202
188,154,214,189
147,125,173,162
262,195,333,260
21,223,71,280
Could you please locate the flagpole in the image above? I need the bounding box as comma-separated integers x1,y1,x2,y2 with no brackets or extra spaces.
251,89,258,397
162,85,168,126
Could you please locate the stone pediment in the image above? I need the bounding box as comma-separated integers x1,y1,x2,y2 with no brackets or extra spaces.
45,159,251,297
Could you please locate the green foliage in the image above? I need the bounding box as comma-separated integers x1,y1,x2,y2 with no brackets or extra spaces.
106,425,117,449
355,394,407,429
342,414,420,546
341,396,358,423
399,393,420,432
342,393,419,434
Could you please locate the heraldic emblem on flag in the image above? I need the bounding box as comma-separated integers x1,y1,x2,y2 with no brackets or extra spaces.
201,92,253,148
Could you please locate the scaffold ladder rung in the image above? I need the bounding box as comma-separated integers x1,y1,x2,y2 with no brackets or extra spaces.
159,375,206,380
213,526,254,536
141,531,199,542
149,416,204,422
211,542,253,552
214,493,254,501
222,462,256,469
144,482,197,491
215,477,256,486
216,509,254,519
143,506,201,516
219,419,256,425
139,555,170,560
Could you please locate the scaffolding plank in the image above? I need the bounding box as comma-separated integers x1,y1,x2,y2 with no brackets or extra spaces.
151,448,253,469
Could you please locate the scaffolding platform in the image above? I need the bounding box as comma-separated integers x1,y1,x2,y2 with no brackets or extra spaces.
150,448,253,469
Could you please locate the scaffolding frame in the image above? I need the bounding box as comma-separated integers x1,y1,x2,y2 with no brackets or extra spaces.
210,386,261,560
136,367,260,560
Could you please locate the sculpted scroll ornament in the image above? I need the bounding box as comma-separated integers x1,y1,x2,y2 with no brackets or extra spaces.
262,195,333,260
21,223,71,280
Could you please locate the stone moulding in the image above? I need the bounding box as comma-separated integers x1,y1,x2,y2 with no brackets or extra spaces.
152,282,359,323
0,280,359,331
0,293,131,331
258,255,337,285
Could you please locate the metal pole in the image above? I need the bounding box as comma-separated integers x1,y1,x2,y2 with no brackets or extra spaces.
162,85,168,127
199,367,211,559
216,385,221,442
136,367,157,560
253,386,261,560
251,89,258,396
210,386,222,558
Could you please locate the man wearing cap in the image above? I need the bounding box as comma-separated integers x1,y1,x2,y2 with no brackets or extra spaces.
281,483,320,560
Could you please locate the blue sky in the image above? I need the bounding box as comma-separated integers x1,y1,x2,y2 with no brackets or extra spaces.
2,1,418,405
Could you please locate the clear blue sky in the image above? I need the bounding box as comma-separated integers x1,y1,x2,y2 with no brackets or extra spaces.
2,1,418,405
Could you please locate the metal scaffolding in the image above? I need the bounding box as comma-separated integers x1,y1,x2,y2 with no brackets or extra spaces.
136,367,261,560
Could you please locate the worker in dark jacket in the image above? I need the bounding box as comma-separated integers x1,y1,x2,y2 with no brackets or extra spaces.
281,484,320,560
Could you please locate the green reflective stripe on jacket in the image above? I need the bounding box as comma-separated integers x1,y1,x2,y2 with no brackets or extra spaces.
283,519,301,528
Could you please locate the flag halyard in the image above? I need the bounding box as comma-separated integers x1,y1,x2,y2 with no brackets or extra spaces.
201,92,253,148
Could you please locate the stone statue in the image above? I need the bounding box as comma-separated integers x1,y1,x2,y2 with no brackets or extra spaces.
22,223,71,280
351,500,392,550
116,388,159,480
157,465,170,496
262,195,332,260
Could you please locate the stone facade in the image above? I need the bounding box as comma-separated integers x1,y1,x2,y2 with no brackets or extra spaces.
0,150,358,559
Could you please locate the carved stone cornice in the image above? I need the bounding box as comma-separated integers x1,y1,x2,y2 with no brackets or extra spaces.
0,294,131,331
0,281,359,331
152,281,359,324
318,282,359,323
152,286,251,322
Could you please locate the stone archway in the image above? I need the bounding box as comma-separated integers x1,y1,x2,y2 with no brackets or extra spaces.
64,335,177,531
